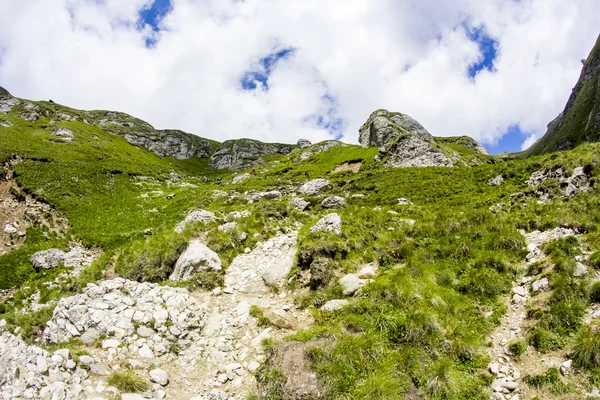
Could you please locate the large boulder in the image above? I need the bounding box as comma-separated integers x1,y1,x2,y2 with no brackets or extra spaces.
359,109,433,147
310,213,342,234
169,240,222,281
297,139,312,149
320,196,346,209
30,249,67,270
299,178,332,196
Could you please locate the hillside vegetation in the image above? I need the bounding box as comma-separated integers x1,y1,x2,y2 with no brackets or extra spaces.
0,92,599,400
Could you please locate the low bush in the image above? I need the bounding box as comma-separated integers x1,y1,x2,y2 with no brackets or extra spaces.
523,367,571,394
572,324,600,369
106,370,150,393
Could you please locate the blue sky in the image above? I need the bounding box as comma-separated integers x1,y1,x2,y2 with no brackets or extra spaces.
1,0,596,149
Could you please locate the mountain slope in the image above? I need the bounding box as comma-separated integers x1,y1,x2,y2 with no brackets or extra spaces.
522,34,600,156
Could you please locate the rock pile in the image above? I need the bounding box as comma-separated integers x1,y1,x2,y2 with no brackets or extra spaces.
44,279,206,353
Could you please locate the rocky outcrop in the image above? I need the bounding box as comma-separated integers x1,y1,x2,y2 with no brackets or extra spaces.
53,127,74,142
297,139,312,149
0,86,10,97
525,166,591,197
321,196,346,209
295,140,344,162
524,34,600,155
169,240,222,281
290,197,310,211
383,134,454,168
30,246,96,272
488,175,505,186
359,109,456,168
209,139,293,171
123,128,217,160
359,109,433,146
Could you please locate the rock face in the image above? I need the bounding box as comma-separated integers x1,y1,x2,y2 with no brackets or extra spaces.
384,134,454,168
525,167,591,198
209,139,293,171
297,139,312,149
30,246,96,271
169,240,222,281
299,178,333,196
524,34,600,155
359,109,454,168
359,109,433,146
53,127,74,142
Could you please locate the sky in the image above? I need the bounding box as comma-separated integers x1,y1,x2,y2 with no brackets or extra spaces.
0,1,598,154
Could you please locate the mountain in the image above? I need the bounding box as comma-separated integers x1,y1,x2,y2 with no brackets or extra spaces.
1,84,600,399
522,34,600,156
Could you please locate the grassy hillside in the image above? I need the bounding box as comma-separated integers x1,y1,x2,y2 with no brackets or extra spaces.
1,93,600,399
520,34,600,157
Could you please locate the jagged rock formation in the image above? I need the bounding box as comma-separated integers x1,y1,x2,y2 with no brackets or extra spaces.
209,139,293,171
359,109,455,168
524,34,600,155
295,140,344,162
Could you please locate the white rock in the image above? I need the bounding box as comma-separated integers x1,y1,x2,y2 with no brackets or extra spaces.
512,286,527,297
138,344,154,358
149,368,169,386
320,196,346,209
574,262,587,277
102,339,121,349
174,210,216,233
169,240,222,281
79,355,94,365
321,299,349,312
532,278,549,292
357,263,378,278
247,361,260,372
339,274,367,296
299,178,332,196
310,213,342,234
290,197,310,211
232,173,252,184
37,355,48,373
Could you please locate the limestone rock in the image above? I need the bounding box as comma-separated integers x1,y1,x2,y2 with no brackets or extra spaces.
574,261,587,277
532,278,549,292
297,139,312,149
310,213,342,234
290,197,310,211
170,240,222,281
149,369,169,386
320,300,349,312
219,222,238,232
247,190,282,202
30,248,66,270
299,178,333,196
174,209,216,233
232,173,251,184
209,139,293,171
0,96,19,114
320,196,346,209
339,274,367,296
359,109,433,147
357,263,378,278
488,175,505,186
53,128,74,142
384,134,454,168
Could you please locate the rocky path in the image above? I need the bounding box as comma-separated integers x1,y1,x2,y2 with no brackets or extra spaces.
487,228,577,400
0,231,310,400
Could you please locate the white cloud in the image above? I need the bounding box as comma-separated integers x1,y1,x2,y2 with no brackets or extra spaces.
0,0,598,151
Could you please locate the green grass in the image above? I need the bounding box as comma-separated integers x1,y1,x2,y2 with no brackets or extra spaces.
572,323,600,369
106,370,150,393
523,367,572,394
2,92,600,399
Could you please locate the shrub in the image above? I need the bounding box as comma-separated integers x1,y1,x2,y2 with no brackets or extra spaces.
528,328,562,352
523,367,570,394
508,340,527,358
572,324,600,369
250,305,272,327
106,370,150,393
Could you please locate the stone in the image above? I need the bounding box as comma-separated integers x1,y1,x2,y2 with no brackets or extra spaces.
219,222,238,232
232,173,251,184
357,263,378,278
290,197,310,211
139,344,154,358
488,175,505,186
512,286,527,297
320,299,349,312
137,326,155,338
532,278,549,292
320,196,346,209
37,355,48,373
573,262,587,277
101,339,121,349
339,274,367,296
30,248,67,270
560,359,572,375
262,309,295,329
149,369,169,386
174,209,216,233
80,328,101,345
359,110,433,147
209,139,292,171
54,128,74,142
297,139,312,149
310,213,342,234
384,134,454,168
489,363,500,375
247,190,282,202
229,210,251,219
121,394,145,400
248,361,261,372
169,240,222,281
78,355,94,365
299,178,333,196
397,198,411,205
90,363,109,376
